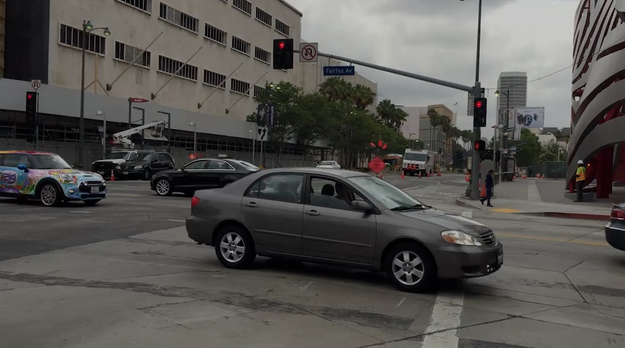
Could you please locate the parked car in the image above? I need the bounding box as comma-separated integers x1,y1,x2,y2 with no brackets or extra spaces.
0,151,106,206
316,161,341,169
185,168,503,293
150,158,256,197
113,152,175,180
605,203,625,251
92,149,154,179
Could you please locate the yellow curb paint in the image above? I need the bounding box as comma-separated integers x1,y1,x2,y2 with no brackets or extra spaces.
496,232,609,247
491,208,521,213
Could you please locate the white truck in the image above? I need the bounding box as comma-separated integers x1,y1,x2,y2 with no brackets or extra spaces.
402,149,435,176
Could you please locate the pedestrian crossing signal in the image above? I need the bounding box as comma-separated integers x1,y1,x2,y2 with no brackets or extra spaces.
474,140,486,152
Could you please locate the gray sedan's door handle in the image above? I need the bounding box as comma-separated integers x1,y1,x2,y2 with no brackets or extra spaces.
245,202,258,208
305,210,320,216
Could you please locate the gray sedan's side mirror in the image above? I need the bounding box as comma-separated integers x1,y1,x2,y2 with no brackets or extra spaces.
352,199,372,212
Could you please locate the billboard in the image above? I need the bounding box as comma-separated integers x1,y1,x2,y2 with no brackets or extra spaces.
514,107,545,129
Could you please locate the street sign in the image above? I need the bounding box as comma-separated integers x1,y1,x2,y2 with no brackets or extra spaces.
368,156,386,174
466,88,485,116
323,66,355,76
31,80,41,91
257,126,268,142
128,97,149,103
299,43,318,62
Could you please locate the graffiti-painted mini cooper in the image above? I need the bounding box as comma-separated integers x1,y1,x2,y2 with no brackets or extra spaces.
0,151,107,206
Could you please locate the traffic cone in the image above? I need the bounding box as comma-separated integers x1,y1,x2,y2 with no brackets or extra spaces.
401,171,405,179
480,184,487,198
522,175,527,179
379,174,383,179
418,172,422,178
465,175,470,182
110,170,115,181
437,171,442,176
513,176,517,181
541,174,545,179
536,174,540,178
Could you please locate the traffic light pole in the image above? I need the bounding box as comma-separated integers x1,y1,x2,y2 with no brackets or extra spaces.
469,0,483,200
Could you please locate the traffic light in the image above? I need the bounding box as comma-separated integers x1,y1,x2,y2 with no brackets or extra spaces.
473,97,487,127
273,38,293,70
25,92,38,127
474,140,486,152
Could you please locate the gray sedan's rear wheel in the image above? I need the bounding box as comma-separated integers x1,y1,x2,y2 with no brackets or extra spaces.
385,242,436,293
214,225,256,269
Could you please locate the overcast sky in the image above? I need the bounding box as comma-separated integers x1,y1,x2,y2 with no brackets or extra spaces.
288,0,577,137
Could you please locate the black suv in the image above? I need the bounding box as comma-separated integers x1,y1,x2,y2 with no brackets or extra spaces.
114,152,175,180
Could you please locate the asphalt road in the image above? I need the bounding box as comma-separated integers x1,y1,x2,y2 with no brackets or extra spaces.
1,177,624,348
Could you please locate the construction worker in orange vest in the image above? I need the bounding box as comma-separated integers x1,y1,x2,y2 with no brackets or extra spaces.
574,160,586,202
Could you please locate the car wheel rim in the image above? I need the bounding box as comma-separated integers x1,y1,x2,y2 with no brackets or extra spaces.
392,251,424,286
41,185,57,206
219,232,245,263
156,180,169,195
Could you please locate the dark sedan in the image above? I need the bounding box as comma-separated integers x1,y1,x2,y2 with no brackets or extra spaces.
150,158,257,196
114,152,175,180
605,203,625,251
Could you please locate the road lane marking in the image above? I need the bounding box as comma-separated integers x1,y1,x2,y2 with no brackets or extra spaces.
69,211,91,214
396,297,405,307
168,219,185,223
109,193,142,197
300,281,313,292
422,291,464,348
460,211,473,219
496,232,609,246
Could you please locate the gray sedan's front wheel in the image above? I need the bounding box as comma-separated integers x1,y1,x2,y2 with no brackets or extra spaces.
385,242,436,293
214,225,256,269
155,178,172,196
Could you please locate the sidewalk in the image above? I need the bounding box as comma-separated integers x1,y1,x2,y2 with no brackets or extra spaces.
455,179,613,221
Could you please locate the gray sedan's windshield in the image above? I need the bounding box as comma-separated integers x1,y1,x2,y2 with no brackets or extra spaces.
348,175,423,210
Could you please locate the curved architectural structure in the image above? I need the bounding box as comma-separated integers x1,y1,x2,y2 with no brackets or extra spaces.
568,0,625,198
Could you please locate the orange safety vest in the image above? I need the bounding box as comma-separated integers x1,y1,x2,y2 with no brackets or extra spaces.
576,166,586,182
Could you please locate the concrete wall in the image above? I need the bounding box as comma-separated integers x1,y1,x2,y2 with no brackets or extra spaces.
0,0,4,77
46,0,303,122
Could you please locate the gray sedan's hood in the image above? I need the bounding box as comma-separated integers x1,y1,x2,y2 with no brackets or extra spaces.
398,208,491,236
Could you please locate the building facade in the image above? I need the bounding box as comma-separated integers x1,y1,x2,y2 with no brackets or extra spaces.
398,106,426,141
0,0,4,77
496,72,527,126
568,0,625,198
0,0,378,166
399,104,455,166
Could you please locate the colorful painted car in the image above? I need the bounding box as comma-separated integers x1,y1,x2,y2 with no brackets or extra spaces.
0,151,107,206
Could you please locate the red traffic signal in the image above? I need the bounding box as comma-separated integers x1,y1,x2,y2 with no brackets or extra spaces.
475,100,482,108
474,140,486,152
278,41,285,50
27,94,33,99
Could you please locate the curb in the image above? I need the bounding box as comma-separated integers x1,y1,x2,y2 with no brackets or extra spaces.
454,199,609,221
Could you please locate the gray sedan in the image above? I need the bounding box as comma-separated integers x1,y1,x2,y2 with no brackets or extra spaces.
186,168,503,293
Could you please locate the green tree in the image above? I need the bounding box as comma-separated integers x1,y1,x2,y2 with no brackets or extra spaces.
291,92,332,164
377,99,407,130
512,128,542,167
540,140,566,162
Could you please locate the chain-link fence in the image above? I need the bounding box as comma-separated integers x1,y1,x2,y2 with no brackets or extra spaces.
527,161,567,178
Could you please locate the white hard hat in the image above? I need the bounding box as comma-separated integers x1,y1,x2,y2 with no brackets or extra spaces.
577,160,584,165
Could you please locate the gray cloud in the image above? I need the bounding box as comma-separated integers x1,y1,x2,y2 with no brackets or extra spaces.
290,0,577,136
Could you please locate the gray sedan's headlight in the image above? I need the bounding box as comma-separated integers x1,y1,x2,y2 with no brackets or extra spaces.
441,230,482,246
134,165,143,170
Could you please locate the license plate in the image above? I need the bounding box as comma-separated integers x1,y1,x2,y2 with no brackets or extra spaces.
91,187,99,194
497,253,503,265
123,171,129,175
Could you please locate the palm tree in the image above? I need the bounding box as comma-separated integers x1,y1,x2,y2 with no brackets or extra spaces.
351,84,376,111
376,99,396,127
319,77,351,102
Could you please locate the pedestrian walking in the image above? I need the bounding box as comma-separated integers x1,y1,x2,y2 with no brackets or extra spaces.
574,160,586,202
480,170,494,207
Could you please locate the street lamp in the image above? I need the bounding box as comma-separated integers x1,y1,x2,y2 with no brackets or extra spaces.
77,20,110,168
189,122,197,157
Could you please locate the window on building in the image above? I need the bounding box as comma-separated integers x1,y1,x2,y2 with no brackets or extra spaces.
204,70,226,88
232,0,252,15
59,24,106,55
158,55,198,80
275,19,290,36
253,85,264,98
231,36,251,55
230,78,250,95
254,47,270,63
255,7,272,26
159,3,199,32
116,0,152,13
204,24,227,45
114,41,151,67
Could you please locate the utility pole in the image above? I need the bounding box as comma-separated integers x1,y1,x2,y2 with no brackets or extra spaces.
469,0,484,200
